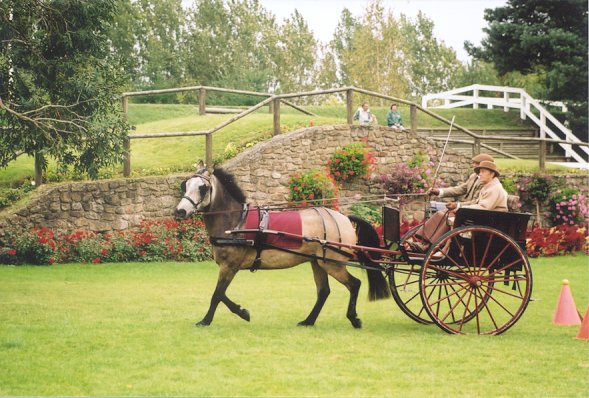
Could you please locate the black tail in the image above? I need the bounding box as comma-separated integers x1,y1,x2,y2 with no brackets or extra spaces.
348,215,391,301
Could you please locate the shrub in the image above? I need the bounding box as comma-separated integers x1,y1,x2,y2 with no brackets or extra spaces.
548,187,588,227
378,149,438,199
499,176,518,195
327,142,375,183
349,203,382,226
0,182,35,210
0,218,212,265
516,174,553,204
288,170,338,207
8,228,58,265
526,224,588,257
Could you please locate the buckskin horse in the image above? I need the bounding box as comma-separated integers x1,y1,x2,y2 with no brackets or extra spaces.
175,165,390,328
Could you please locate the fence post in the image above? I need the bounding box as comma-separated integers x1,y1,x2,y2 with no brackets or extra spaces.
520,94,526,120
346,89,353,124
473,88,479,109
122,96,131,177
273,98,281,136
34,152,43,186
410,104,417,133
473,137,481,157
199,88,206,115
205,133,213,168
503,91,509,112
539,139,546,171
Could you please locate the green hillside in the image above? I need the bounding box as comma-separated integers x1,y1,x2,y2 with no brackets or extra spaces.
0,103,550,188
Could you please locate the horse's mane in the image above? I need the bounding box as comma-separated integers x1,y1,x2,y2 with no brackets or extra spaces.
213,168,247,204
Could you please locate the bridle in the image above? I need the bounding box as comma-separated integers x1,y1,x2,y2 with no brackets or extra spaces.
181,173,213,212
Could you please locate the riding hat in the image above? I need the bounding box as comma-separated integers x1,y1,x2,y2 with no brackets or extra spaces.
472,153,494,163
474,160,500,177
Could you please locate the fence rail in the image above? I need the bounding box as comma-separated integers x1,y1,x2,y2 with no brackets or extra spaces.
113,85,589,181
19,85,589,185
422,84,588,166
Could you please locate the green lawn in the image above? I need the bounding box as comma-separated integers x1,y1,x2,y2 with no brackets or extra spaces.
1,254,587,397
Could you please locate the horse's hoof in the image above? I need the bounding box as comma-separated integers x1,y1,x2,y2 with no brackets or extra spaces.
351,318,362,329
297,320,315,327
238,308,250,322
195,320,210,327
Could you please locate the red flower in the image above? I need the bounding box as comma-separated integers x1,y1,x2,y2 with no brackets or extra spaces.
92,257,101,264
49,258,55,265
100,248,108,256
7,249,16,256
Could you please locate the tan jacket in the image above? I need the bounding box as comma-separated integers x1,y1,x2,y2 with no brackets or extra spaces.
463,177,507,211
439,173,481,205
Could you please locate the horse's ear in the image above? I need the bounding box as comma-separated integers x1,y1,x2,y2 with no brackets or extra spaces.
180,181,187,193
195,159,210,175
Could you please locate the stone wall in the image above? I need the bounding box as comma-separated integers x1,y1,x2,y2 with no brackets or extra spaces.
6,124,584,236
0,125,469,236
222,124,470,204
0,175,188,236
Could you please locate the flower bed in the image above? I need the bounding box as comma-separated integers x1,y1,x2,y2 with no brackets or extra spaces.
0,218,212,265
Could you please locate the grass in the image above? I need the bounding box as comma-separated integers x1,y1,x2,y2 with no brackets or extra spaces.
1,103,555,188
0,254,588,397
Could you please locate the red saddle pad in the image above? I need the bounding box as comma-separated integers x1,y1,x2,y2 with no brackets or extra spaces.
243,207,303,249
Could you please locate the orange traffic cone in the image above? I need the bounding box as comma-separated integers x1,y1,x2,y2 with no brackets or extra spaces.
576,306,589,340
553,279,582,325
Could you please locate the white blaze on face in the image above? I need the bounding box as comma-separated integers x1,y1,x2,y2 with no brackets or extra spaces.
176,176,209,217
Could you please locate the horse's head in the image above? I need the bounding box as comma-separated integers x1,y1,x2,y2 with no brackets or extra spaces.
175,168,212,219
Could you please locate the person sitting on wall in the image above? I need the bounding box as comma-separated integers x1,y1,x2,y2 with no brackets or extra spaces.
353,102,377,125
408,160,507,252
386,103,404,130
428,153,494,211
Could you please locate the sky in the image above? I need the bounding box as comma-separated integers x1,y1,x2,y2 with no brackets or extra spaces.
256,0,508,62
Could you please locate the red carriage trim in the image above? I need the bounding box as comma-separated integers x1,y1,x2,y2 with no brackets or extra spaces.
243,206,303,249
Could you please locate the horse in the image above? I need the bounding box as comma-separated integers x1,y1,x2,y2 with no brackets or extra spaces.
174,165,390,328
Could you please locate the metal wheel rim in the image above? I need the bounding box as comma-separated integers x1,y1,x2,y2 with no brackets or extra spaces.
420,226,533,335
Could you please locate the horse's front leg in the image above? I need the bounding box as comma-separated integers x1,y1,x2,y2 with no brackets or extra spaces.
197,266,249,326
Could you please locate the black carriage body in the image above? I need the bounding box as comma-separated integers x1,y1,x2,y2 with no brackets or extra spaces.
450,208,531,272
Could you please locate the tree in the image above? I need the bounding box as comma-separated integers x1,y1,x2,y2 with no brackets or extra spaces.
467,0,588,139
271,9,318,96
330,8,360,86
133,0,186,99
398,12,463,98
0,0,130,179
340,2,409,101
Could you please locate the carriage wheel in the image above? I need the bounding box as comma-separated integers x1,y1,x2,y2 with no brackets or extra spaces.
420,226,533,335
389,224,433,324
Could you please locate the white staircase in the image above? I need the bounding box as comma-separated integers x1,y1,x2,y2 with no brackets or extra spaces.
422,84,588,167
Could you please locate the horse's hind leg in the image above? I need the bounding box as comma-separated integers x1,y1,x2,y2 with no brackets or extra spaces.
197,266,249,326
298,260,330,327
322,263,362,328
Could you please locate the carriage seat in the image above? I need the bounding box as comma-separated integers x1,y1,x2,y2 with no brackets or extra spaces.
453,208,531,244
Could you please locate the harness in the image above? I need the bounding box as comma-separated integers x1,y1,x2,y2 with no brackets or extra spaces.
182,172,361,272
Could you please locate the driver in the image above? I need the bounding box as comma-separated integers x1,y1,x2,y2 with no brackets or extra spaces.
409,160,507,252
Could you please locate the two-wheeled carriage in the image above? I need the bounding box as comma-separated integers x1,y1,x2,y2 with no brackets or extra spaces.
175,167,532,335
378,205,532,335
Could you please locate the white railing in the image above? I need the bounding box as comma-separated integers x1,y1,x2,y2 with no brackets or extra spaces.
422,84,588,165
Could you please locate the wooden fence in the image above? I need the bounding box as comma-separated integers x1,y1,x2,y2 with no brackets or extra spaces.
117,85,588,179
28,85,589,185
